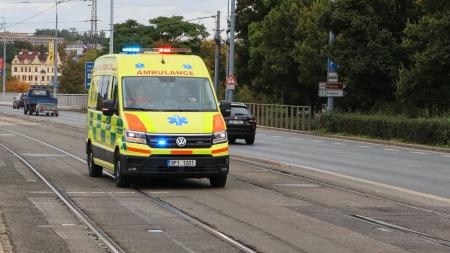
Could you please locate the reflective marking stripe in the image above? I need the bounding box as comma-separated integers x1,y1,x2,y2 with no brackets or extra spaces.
127,147,151,154
212,147,228,154
125,113,147,132
171,150,193,155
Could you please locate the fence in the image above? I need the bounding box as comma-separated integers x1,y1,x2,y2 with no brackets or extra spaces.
246,103,312,131
0,92,88,110
0,93,313,131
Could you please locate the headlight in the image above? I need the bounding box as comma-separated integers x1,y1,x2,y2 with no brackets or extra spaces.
213,131,227,144
125,130,147,144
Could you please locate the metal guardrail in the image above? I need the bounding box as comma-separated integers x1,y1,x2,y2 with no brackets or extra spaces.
0,92,88,110
246,103,311,131
1,93,312,131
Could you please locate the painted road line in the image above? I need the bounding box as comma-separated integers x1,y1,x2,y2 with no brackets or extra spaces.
272,136,281,138
384,148,401,152
21,153,68,158
311,140,322,143
0,134,14,136
411,151,429,155
332,143,346,145
358,145,370,148
233,153,450,205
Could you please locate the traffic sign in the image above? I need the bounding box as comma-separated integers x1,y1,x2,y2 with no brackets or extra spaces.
318,89,343,97
0,57,3,75
327,72,338,83
225,74,238,86
319,82,344,90
85,62,95,90
328,60,337,72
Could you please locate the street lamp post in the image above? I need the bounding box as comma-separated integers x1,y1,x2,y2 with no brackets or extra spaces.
53,0,59,96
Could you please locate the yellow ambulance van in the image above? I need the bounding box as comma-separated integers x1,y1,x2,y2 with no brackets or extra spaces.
86,46,231,188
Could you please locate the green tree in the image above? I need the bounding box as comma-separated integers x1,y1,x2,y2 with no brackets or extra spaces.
59,49,103,94
149,16,208,53
328,0,418,111
235,0,277,94
396,1,450,114
110,19,156,53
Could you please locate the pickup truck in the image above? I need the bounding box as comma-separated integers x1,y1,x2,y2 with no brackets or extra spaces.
24,88,59,117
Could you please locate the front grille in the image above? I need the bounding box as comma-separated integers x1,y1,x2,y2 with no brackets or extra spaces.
146,134,213,148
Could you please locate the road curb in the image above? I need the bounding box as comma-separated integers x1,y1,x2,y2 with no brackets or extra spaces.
257,125,450,154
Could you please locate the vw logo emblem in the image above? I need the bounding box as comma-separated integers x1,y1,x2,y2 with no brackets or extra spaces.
176,137,187,147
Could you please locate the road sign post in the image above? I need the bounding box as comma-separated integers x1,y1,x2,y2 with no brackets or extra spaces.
85,62,95,90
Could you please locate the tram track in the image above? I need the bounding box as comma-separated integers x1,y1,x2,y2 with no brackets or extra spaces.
3,126,450,251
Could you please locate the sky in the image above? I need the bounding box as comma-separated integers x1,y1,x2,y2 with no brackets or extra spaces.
1,0,229,37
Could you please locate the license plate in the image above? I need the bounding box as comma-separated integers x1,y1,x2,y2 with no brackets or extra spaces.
229,120,244,125
167,160,196,167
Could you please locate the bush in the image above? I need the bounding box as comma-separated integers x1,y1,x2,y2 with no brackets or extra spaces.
321,113,450,146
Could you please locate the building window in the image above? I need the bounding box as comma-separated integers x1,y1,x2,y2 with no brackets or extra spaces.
22,76,26,81
14,67,17,72
24,67,27,72
35,76,37,81
29,67,31,72
21,67,23,72
35,67,38,72
42,76,45,81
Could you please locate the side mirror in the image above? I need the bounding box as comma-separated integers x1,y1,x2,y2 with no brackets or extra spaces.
102,99,116,116
219,101,231,117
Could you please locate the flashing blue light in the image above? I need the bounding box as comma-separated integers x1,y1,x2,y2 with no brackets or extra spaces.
122,47,142,53
157,139,167,146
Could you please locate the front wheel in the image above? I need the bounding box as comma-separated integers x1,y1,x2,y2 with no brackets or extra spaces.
115,156,131,188
245,135,255,145
87,148,102,177
24,107,27,114
209,175,227,188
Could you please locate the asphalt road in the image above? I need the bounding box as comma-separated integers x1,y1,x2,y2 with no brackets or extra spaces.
1,105,450,200
1,110,450,252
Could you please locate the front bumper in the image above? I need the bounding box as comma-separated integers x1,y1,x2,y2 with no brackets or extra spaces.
119,154,229,178
227,125,256,139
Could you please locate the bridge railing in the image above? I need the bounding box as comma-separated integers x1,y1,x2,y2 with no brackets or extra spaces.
0,92,88,110
246,103,312,131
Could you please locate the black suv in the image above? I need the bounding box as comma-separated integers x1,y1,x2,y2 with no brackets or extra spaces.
223,102,256,145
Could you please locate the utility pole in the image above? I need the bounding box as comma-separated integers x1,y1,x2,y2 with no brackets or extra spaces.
225,0,230,79
109,0,114,54
327,0,336,112
213,11,221,94
226,0,236,102
53,1,59,95
1,13,6,97
90,0,98,47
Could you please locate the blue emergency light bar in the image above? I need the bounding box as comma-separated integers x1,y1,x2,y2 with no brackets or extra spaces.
122,47,143,53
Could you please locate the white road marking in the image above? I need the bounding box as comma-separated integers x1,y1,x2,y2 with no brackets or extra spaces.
358,145,370,148
148,229,164,233
232,153,450,205
332,143,346,145
21,153,67,158
0,133,14,136
272,136,281,138
147,191,171,194
443,155,450,158
384,148,400,152
28,191,53,194
61,223,76,227
411,151,428,155
289,137,303,141
311,140,322,143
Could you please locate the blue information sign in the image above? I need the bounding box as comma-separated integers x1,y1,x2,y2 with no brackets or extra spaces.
328,60,337,72
85,62,95,90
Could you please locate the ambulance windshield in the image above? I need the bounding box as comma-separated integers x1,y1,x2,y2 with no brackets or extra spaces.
122,76,218,112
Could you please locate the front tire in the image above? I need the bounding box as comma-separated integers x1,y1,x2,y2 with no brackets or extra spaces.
115,155,131,188
87,147,103,177
245,135,255,145
209,175,227,188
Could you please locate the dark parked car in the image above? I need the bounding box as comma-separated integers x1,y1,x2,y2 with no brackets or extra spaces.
223,102,256,145
24,88,58,116
13,93,26,109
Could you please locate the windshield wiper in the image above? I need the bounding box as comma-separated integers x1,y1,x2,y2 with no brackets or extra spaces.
124,107,159,111
164,109,202,112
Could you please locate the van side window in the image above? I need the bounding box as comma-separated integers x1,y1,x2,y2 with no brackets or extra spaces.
112,76,119,112
96,76,112,110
